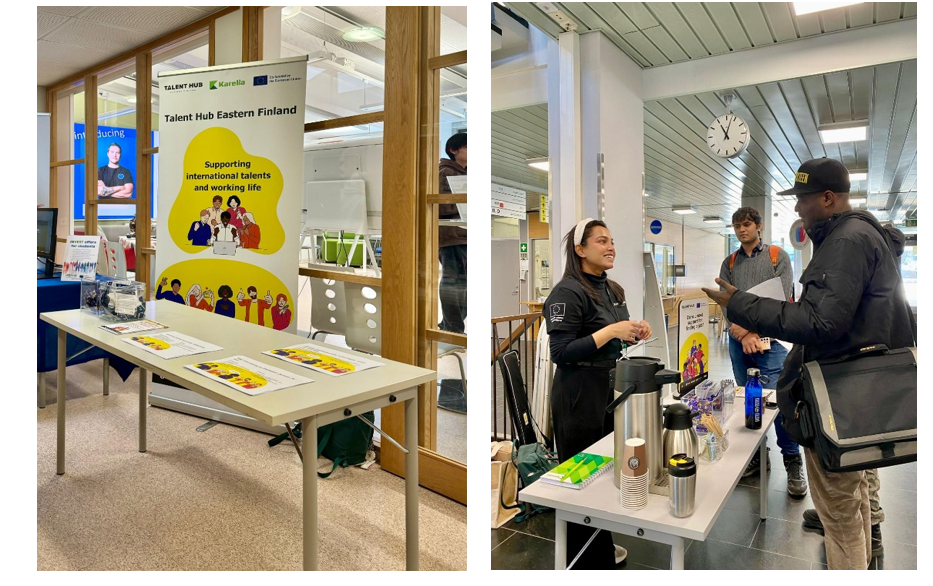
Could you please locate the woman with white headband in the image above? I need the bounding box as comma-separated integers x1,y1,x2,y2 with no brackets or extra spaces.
542,218,654,569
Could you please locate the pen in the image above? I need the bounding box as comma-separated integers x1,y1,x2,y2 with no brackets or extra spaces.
560,455,590,482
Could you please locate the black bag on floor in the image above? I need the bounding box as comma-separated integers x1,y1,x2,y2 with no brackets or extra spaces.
317,411,375,478
795,345,917,473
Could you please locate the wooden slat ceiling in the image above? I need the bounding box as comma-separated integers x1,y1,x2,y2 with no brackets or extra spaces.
506,2,917,68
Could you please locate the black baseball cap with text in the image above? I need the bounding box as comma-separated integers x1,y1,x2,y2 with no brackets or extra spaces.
777,157,851,196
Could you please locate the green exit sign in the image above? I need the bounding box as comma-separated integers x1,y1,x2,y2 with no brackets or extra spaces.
905,218,917,227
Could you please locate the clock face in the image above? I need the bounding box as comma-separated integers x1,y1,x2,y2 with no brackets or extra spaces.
707,114,749,159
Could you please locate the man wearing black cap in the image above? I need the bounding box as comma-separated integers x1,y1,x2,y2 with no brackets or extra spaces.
702,157,914,570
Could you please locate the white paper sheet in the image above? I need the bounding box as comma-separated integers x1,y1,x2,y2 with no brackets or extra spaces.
185,355,312,396
122,331,222,360
100,319,168,335
263,344,383,377
746,277,786,301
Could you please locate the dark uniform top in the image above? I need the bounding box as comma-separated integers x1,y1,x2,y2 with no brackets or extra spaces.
544,272,630,365
543,271,630,570
98,165,134,188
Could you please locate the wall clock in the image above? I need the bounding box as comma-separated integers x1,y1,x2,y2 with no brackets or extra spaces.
706,92,749,159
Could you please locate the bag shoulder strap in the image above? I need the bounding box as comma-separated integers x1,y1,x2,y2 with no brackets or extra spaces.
769,244,780,275
317,424,334,459
728,250,738,272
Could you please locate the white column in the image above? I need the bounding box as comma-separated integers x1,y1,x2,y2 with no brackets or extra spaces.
581,32,646,321
263,7,282,60
741,195,773,246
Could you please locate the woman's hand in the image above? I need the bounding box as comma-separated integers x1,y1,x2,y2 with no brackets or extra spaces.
637,320,652,339
609,321,641,343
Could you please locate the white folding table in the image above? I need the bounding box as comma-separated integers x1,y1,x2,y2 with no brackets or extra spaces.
519,400,778,570
40,300,436,571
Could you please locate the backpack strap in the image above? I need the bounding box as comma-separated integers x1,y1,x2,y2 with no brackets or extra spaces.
317,424,334,459
728,250,738,272
317,457,347,479
769,244,780,275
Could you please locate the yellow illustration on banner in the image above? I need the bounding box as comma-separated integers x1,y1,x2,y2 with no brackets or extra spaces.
269,348,356,374
190,361,268,390
156,259,294,331
130,336,171,351
679,332,709,385
168,127,285,255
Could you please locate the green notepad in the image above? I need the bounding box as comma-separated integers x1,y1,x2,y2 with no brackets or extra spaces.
539,453,613,489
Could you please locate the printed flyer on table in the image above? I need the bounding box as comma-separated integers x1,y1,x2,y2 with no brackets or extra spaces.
185,355,312,395
122,331,222,360
263,344,384,376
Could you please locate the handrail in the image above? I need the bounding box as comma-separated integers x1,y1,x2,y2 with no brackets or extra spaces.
490,313,541,363
491,312,540,324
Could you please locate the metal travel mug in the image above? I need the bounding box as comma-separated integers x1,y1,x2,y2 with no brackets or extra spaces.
668,454,697,518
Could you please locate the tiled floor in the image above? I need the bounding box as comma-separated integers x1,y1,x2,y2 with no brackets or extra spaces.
491,331,918,570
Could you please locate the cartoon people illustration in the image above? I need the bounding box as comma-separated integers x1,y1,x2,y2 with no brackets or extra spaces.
187,209,213,246
155,277,185,304
226,195,247,231
696,343,706,375
214,285,236,318
211,211,239,245
238,212,261,249
187,283,214,312
207,195,224,227
271,293,291,331
237,286,272,326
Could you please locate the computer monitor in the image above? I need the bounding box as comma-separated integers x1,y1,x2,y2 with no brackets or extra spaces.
37,208,58,278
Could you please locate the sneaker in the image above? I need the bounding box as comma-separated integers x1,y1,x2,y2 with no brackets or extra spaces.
802,509,884,558
742,447,771,478
784,454,808,498
614,545,628,565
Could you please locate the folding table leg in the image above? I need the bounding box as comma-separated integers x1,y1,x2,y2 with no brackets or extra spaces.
554,516,567,570
671,536,685,570
102,358,110,396
38,372,47,409
302,414,319,571
759,439,768,519
405,395,420,571
57,329,66,475
139,367,147,453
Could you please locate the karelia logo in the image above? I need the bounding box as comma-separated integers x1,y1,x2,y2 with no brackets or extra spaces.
209,79,245,90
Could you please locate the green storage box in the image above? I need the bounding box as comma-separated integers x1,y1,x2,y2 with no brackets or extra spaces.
321,233,364,266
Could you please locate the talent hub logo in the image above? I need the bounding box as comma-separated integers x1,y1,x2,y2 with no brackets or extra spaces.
209,79,246,90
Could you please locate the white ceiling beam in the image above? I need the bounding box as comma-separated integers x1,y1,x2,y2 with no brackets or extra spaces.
643,19,916,101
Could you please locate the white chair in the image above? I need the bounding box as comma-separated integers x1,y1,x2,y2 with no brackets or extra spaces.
344,282,382,355
309,278,347,340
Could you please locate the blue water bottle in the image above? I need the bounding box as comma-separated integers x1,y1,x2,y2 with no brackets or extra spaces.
744,368,763,429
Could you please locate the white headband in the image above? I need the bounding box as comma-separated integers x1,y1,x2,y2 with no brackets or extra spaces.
573,218,595,246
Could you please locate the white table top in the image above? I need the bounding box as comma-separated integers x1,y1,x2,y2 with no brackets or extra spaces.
40,301,436,426
519,400,778,541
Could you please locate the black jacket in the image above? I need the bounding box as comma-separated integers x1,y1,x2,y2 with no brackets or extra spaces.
727,211,914,440
438,158,467,248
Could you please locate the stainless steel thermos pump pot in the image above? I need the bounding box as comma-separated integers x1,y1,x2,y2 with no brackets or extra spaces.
606,357,681,487
662,403,700,463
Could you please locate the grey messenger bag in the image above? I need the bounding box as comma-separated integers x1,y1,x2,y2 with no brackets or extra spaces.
796,344,917,473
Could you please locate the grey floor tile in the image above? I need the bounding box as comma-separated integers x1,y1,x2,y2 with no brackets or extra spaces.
749,517,827,564
492,528,516,550
877,487,917,518
880,511,917,547
686,538,811,570
617,561,659,570
877,461,916,491
501,509,555,541
707,507,762,547
610,533,682,570
873,544,917,570
491,532,554,570
762,488,814,524
723,484,761,514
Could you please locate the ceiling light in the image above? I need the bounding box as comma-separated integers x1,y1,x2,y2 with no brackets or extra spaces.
793,2,863,16
673,205,697,215
527,157,549,172
850,196,867,204
126,97,136,104
703,216,722,224
818,121,868,143
281,6,302,20
848,169,868,181
342,26,385,43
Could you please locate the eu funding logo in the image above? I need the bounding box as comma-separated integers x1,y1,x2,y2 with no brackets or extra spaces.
209,79,246,90
253,75,268,86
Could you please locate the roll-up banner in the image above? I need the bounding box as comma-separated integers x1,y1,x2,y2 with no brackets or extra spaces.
677,297,709,395
155,56,307,334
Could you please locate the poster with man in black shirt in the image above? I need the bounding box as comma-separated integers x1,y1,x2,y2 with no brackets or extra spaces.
98,142,134,198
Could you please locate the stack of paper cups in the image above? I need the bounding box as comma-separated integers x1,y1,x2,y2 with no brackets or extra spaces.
620,438,649,510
